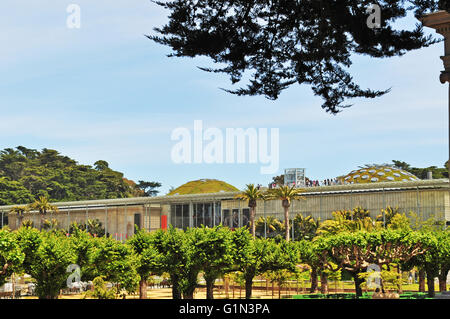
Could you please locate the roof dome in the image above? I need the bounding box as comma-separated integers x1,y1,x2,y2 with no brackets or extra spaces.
167,179,239,196
338,165,420,184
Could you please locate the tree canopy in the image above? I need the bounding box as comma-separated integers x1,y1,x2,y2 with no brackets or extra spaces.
150,0,446,113
0,146,161,205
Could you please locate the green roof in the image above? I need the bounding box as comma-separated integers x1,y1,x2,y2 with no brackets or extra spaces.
168,179,239,196
339,165,420,184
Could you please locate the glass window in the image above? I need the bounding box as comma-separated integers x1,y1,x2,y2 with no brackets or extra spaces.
182,204,190,230
204,203,212,227
232,209,239,228
242,209,250,228
134,213,141,233
223,209,231,228
170,205,176,227
194,203,204,227
214,202,221,226
175,205,182,229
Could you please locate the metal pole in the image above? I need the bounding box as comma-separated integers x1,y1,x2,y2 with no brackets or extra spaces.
264,200,267,239
190,202,194,228
448,83,450,228
382,189,386,228
147,204,150,231
238,200,241,228
220,202,223,226
213,199,216,227
85,206,89,232
291,205,295,241
105,206,108,237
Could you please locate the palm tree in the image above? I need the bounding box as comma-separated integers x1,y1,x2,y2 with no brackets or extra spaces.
266,185,305,241
9,205,28,229
292,214,320,241
255,216,284,237
235,184,265,238
28,196,59,230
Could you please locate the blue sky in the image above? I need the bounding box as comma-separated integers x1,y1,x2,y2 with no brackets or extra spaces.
0,1,447,194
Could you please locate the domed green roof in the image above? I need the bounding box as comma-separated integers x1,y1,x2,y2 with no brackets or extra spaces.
338,165,420,184
168,179,239,196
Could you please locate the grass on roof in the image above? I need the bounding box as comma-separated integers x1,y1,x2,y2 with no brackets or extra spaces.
168,179,239,196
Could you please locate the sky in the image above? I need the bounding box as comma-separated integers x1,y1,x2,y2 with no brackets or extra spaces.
0,1,447,195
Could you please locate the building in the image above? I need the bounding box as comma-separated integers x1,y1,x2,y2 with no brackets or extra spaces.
1,175,449,237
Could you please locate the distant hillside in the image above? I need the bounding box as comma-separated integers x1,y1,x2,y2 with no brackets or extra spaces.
0,146,160,205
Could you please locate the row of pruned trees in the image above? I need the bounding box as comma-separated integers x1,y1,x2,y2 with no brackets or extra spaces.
1,222,449,299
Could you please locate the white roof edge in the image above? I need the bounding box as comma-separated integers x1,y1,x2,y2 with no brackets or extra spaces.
0,179,448,211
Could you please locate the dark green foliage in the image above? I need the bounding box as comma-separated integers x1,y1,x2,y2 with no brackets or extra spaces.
191,225,235,299
0,229,24,286
392,160,449,179
0,178,34,205
150,0,440,113
292,214,320,241
150,226,199,299
90,236,139,295
16,229,76,299
69,219,105,237
68,228,97,281
127,228,163,298
85,276,116,299
0,146,161,204
136,181,162,197
16,226,42,271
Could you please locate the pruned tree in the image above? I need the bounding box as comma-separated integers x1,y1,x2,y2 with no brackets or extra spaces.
314,229,427,297
127,228,163,299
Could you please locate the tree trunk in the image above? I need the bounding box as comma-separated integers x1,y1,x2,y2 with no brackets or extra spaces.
205,277,215,299
352,272,363,298
225,277,229,298
284,205,290,242
278,282,281,299
426,272,435,298
250,207,256,238
439,267,448,292
139,279,147,299
245,276,253,299
183,291,194,299
320,271,328,295
171,275,182,299
397,265,403,294
310,268,318,293
419,269,426,292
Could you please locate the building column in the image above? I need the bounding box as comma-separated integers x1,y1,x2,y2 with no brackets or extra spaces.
264,200,267,239
67,209,70,233
189,202,194,228
85,206,89,232
105,206,108,237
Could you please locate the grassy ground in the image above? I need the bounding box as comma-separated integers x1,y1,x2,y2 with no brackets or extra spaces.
19,280,441,299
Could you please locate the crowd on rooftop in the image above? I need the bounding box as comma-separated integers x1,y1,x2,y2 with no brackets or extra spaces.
268,178,344,189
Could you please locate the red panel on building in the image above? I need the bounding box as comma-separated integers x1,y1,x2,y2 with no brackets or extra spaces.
161,215,168,230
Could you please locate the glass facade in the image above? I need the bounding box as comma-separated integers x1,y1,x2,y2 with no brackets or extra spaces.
170,204,190,230
170,202,251,229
